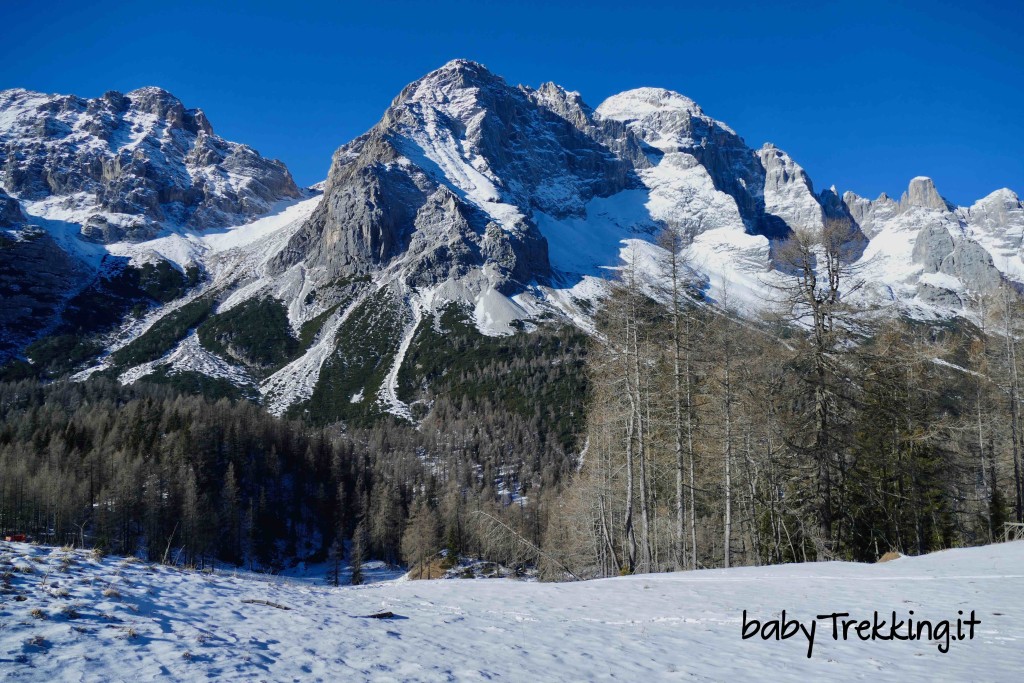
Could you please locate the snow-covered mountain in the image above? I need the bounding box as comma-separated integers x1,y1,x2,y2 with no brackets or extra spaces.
0,87,301,241
0,86,304,359
2,60,1022,423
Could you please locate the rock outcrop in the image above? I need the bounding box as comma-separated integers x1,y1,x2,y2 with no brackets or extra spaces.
273,59,641,291
0,87,301,241
0,187,26,227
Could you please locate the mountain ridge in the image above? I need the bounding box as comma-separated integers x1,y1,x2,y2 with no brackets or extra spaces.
2,59,1023,426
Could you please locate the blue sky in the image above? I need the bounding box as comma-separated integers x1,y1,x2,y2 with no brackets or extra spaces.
2,0,1020,205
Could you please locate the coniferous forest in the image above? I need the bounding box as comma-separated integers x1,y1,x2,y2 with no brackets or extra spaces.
2,225,1022,580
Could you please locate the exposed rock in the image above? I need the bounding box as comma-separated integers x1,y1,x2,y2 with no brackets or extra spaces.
0,87,300,240
525,82,594,132
819,185,847,220
596,87,784,236
912,223,955,273
756,143,824,232
915,281,962,308
274,59,624,289
958,189,1024,253
4,60,1024,408
0,187,26,227
900,176,952,213
404,186,483,287
0,229,89,359
842,191,899,238
940,239,1003,293
525,82,650,171
80,213,161,243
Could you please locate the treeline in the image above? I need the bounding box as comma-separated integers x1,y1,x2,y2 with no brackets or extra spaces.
542,222,1021,578
5,221,1023,582
0,378,566,575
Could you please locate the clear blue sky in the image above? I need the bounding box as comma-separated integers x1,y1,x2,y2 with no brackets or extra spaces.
2,0,1020,205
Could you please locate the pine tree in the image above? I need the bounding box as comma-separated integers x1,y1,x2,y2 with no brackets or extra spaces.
220,462,241,565
402,500,441,579
350,520,367,586
326,538,342,587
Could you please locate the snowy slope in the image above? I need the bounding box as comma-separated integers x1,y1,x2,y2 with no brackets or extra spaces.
6,63,1024,418
0,87,300,239
2,540,1022,681
70,194,323,385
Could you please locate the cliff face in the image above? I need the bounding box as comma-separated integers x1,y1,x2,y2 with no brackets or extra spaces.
0,86,300,242
3,61,1023,420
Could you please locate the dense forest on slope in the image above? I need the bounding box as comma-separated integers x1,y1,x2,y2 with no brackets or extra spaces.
3,225,1024,581
0,376,566,575
397,303,588,452
1,258,203,380
541,226,1019,578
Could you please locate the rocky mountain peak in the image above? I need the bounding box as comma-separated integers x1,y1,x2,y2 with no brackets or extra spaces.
398,59,505,106
971,187,1021,209
756,143,824,231
4,63,1023,418
125,86,213,136
901,176,951,212
595,87,705,123
0,86,299,240
525,82,595,130
958,187,1024,241
433,57,492,77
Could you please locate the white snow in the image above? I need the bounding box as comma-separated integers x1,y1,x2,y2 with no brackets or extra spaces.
12,75,1024,420
471,286,531,336
260,287,372,416
536,189,657,278
596,87,705,124
116,332,254,387
2,540,1022,681
378,293,422,421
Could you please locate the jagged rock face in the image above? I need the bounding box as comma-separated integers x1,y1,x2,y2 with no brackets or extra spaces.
843,191,899,239
404,186,483,287
5,59,1024,409
916,282,963,307
852,176,1017,309
912,223,1001,295
274,62,1023,332
959,189,1024,252
597,88,767,228
756,143,824,232
0,87,300,240
389,61,635,216
913,223,956,272
595,88,827,238
275,60,642,289
274,135,429,276
80,213,162,243
524,83,650,170
940,239,1002,293
0,187,25,227
901,176,952,212
0,228,89,357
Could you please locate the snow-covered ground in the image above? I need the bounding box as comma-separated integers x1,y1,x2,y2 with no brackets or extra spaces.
2,541,1022,681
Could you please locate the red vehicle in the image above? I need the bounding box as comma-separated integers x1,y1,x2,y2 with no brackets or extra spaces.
3,534,26,542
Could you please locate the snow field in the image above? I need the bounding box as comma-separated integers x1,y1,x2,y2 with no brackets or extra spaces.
2,541,1022,681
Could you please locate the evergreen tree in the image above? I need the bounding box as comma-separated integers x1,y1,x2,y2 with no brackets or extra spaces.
350,520,367,586
326,538,342,587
